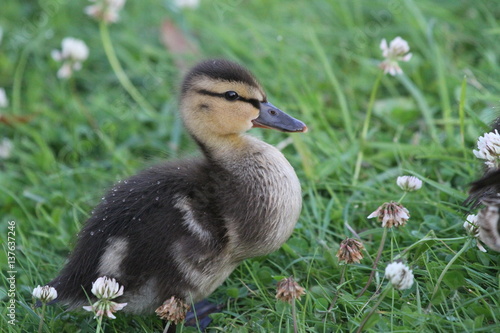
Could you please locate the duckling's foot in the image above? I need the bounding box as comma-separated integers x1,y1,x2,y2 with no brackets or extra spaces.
185,299,224,331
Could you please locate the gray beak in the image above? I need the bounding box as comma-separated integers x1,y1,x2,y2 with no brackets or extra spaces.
252,102,307,133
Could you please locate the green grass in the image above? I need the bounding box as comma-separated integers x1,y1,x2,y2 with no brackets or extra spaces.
1,0,500,332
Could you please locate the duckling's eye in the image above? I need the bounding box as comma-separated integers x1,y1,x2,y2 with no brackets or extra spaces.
224,91,239,101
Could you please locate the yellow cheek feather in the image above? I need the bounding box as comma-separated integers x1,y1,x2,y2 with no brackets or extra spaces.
211,99,256,134
184,78,265,137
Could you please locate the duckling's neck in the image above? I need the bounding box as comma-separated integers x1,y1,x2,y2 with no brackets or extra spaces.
193,133,256,163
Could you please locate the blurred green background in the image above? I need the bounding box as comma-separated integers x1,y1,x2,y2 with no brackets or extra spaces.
1,0,500,332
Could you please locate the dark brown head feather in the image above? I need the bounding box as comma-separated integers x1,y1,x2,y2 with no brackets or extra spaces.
182,59,260,95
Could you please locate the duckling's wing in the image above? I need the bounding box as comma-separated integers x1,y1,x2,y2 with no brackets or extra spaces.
49,158,227,311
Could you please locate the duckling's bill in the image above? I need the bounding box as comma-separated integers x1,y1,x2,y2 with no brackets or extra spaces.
252,102,307,133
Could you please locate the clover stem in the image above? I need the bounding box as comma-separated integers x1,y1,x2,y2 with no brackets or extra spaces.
99,22,156,116
357,227,388,298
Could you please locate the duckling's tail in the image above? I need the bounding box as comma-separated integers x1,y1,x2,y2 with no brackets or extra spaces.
465,169,500,209
43,273,93,311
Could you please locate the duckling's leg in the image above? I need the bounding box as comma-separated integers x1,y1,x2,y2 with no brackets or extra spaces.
164,323,176,333
185,300,224,331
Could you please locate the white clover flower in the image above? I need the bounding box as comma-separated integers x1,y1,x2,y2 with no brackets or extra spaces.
0,138,13,159
83,300,127,319
173,0,200,9
51,38,89,63
385,262,414,290
32,285,58,303
336,238,364,264
51,37,89,79
367,201,410,228
91,276,124,299
83,276,127,319
155,296,190,324
397,175,422,192
463,214,487,252
0,88,8,108
379,36,413,76
275,276,306,304
85,0,126,23
473,130,500,169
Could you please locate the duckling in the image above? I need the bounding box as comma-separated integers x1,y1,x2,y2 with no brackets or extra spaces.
47,59,307,314
465,119,500,252
468,177,500,252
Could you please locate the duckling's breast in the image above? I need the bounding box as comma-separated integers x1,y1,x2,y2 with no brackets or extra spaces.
220,139,302,259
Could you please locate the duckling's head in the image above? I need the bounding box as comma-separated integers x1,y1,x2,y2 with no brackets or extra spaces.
180,59,306,145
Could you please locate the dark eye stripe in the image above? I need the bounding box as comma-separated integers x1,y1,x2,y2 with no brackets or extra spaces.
197,89,261,110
